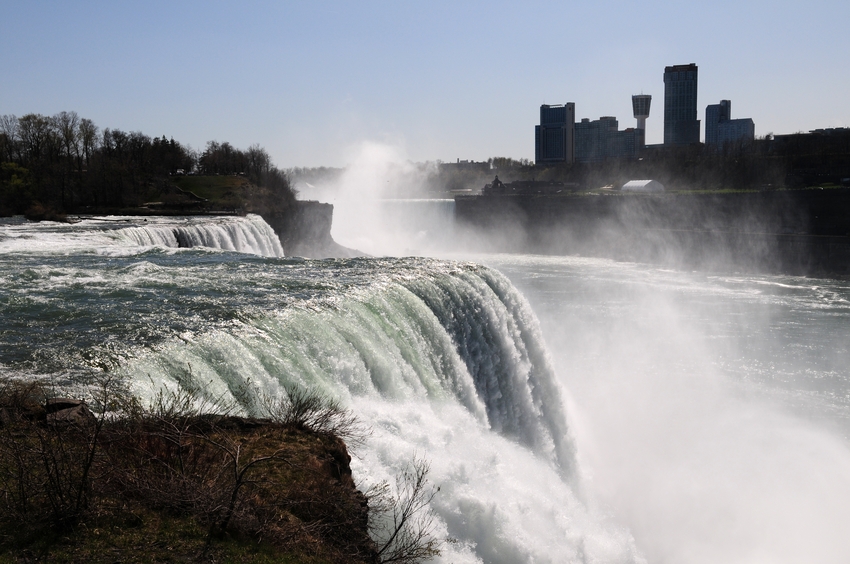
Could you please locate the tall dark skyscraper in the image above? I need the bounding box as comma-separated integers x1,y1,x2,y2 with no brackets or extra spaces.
663,63,700,146
535,103,575,165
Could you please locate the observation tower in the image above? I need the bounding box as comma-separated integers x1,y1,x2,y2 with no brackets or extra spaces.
632,94,652,130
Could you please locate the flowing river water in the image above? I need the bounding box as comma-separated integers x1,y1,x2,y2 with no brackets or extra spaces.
1,213,849,563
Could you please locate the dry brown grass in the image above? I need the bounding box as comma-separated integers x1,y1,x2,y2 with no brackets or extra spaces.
0,379,378,563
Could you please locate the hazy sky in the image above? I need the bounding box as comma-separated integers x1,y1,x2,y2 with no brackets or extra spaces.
2,0,848,168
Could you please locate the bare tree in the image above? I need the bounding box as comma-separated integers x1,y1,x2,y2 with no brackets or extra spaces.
51,111,82,206
78,118,98,170
370,456,442,563
247,143,271,176
17,113,54,162
0,114,19,162
54,111,81,171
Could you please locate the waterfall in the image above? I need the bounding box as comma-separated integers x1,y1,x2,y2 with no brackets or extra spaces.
332,198,456,256
119,214,284,257
0,214,284,257
0,212,645,562
118,261,639,563
123,262,575,476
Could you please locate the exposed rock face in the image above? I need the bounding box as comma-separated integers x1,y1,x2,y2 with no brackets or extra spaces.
0,396,95,426
455,188,850,275
45,398,87,413
46,401,95,425
263,201,364,259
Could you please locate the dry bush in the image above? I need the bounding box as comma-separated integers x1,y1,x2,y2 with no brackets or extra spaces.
0,378,110,533
257,386,368,448
0,378,436,562
369,456,441,563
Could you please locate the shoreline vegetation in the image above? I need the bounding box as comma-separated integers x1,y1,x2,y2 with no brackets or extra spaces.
4,111,850,226
0,112,296,222
0,379,441,563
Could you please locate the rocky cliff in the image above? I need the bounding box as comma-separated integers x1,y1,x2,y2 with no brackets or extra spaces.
263,200,363,258
455,187,850,275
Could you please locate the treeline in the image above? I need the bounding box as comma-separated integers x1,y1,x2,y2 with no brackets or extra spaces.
0,111,295,217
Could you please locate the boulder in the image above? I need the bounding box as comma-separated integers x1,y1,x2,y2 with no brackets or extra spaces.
45,398,85,414
45,399,95,426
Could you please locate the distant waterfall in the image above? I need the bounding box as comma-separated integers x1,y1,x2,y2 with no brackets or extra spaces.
332,198,456,256
119,214,283,257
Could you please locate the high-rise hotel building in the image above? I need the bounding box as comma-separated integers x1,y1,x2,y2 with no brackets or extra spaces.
663,63,700,146
535,103,575,165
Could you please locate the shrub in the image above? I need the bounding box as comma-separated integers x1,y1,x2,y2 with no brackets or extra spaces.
0,378,439,562
369,456,441,563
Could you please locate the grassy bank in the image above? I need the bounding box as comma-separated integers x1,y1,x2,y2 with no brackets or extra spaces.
170,174,253,210
0,381,382,563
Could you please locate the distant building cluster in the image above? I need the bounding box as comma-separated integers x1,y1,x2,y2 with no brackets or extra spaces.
535,63,756,164
440,158,490,172
705,100,755,150
535,104,644,165
575,116,644,163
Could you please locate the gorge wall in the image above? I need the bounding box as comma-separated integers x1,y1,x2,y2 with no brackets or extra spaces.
263,200,362,259
455,188,850,275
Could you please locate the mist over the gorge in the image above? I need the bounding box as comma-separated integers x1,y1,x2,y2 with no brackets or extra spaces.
282,141,850,563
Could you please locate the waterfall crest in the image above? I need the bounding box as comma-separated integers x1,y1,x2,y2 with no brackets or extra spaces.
119,214,284,257
124,262,575,475
0,214,284,257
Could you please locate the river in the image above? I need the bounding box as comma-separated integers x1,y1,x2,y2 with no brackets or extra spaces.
1,212,849,563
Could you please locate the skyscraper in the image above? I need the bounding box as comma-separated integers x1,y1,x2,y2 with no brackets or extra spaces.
573,115,645,163
574,116,618,163
663,63,700,146
535,103,575,165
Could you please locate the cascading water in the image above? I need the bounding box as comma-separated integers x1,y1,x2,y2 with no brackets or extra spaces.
6,214,849,562
115,260,635,562
0,214,283,257
0,215,643,563
483,254,850,564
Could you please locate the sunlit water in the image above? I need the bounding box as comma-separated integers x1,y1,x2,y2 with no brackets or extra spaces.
2,213,850,563
482,255,850,564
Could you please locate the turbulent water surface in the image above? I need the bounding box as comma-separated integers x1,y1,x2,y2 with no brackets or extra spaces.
2,214,850,563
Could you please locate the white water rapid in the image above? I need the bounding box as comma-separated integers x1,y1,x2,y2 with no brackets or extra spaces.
0,214,283,257
119,260,638,563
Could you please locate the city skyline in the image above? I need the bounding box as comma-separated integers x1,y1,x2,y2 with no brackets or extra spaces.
1,0,848,168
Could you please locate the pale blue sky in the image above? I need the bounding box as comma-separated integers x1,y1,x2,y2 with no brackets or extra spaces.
2,0,848,167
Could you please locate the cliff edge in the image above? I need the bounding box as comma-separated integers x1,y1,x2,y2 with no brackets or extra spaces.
0,383,378,563
264,200,365,258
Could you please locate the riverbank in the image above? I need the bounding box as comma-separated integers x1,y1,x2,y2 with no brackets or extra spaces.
0,382,378,563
